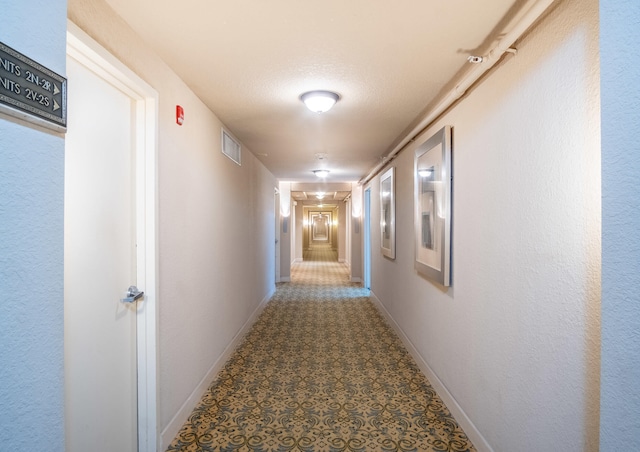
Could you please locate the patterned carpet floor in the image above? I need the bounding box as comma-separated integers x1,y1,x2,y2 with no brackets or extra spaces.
167,245,476,451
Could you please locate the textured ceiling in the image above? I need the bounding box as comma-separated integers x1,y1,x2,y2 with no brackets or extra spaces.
103,0,523,182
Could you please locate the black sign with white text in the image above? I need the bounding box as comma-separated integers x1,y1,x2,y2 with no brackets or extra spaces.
0,41,67,130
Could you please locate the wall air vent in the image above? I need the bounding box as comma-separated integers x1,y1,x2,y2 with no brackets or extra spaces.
221,129,241,166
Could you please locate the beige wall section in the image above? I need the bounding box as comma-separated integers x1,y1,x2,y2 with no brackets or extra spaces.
344,197,353,270
68,0,277,441
302,208,309,251
294,202,304,261
350,217,362,282
350,184,363,282
280,215,291,281
369,0,600,450
338,202,346,262
331,206,339,250
278,182,292,281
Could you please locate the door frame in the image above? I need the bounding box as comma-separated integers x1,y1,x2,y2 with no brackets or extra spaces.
67,21,159,452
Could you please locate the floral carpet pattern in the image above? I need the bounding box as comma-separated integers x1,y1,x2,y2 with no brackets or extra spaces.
167,246,475,451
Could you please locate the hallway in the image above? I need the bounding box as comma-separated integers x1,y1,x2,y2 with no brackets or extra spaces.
166,246,475,451
8,0,640,450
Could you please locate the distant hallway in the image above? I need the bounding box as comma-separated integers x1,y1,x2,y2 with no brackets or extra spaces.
167,247,475,451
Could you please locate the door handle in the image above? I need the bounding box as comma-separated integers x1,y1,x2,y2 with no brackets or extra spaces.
121,285,144,303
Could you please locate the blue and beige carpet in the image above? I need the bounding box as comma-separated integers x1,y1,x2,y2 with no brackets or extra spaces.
167,246,476,451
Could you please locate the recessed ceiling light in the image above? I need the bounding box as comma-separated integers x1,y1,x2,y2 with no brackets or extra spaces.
313,169,330,178
300,91,340,113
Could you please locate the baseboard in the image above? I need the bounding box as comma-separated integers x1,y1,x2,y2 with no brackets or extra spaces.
338,258,345,263
159,288,274,450
280,276,291,282
351,277,362,283
369,291,494,452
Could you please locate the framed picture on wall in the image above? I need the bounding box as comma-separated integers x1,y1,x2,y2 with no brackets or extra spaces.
414,126,452,286
380,166,395,259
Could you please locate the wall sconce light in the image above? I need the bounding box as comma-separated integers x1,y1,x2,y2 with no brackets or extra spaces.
300,90,340,113
418,169,432,178
313,169,330,178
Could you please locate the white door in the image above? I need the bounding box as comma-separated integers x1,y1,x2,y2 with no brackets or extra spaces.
64,49,139,452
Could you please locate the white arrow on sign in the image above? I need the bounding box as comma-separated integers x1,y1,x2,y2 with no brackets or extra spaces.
53,99,60,111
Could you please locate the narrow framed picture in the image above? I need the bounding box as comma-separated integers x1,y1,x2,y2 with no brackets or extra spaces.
380,166,395,259
414,126,452,286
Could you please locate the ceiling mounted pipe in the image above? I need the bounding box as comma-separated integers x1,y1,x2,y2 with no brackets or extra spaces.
360,0,557,186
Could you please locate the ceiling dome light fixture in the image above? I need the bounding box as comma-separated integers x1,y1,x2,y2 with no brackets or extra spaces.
313,169,330,178
300,90,340,113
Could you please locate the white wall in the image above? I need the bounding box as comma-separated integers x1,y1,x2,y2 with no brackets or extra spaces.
0,1,67,450
331,206,338,250
280,213,291,281
278,181,292,280
369,0,600,450
290,201,296,265
600,0,640,449
350,183,363,282
338,202,346,262
345,197,352,269
68,0,277,441
294,201,303,261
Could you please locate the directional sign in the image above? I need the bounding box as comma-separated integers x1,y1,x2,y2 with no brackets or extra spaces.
0,41,67,131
